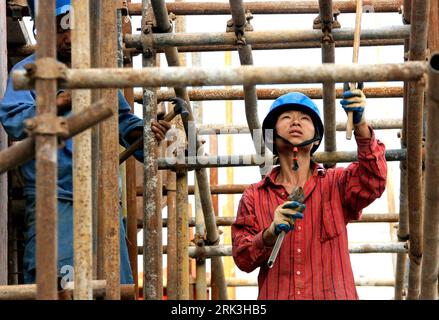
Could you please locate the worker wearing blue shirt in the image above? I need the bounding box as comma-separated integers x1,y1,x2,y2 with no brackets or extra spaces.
0,0,171,285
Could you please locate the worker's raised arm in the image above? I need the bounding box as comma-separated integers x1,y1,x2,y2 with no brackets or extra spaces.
231,185,273,273
335,128,387,222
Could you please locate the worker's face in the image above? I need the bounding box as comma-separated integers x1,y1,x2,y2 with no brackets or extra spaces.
274,110,316,153
56,15,71,64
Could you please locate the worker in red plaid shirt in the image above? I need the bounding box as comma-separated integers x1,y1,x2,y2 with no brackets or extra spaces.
232,87,387,299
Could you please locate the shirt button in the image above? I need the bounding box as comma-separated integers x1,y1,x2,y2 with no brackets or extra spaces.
297,226,302,231
297,291,301,295
296,271,301,275
297,249,302,253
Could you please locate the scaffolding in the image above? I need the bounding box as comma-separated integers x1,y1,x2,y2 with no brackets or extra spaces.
0,0,438,300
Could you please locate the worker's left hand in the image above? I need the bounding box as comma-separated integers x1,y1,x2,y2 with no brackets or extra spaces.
340,83,366,125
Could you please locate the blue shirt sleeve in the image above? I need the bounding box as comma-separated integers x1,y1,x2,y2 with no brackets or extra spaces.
0,63,36,140
118,90,144,162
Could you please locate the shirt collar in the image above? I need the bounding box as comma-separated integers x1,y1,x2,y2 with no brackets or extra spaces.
256,161,326,189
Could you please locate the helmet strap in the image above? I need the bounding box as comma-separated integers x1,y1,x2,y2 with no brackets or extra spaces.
273,131,321,171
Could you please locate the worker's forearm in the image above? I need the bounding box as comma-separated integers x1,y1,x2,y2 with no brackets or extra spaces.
354,121,371,139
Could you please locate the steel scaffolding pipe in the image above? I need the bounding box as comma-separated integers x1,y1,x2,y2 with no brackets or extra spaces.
420,53,439,299
142,0,163,301
99,0,121,300
33,0,60,299
406,0,430,300
156,149,406,170
125,26,410,50
139,86,404,102
0,102,112,175
394,26,411,300
127,1,403,15
137,242,408,256
195,119,403,135
150,0,228,300
13,62,427,90
228,0,270,177
202,277,395,288
71,0,93,300
10,38,405,59
0,282,135,300
157,214,400,228
318,0,337,161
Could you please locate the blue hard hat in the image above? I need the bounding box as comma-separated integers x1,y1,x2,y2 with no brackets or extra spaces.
262,92,324,154
27,0,71,20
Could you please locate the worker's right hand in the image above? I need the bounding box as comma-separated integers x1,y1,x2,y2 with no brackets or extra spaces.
56,90,72,115
267,200,305,237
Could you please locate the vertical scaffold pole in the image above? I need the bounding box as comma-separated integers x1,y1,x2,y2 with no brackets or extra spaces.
72,0,93,300
100,0,120,300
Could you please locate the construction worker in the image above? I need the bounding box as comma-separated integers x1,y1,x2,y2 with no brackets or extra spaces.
0,0,171,285
231,89,387,299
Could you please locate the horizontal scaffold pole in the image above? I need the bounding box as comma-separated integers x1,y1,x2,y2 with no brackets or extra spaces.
0,101,112,174
136,242,408,256
125,26,410,49
127,1,403,15
157,149,406,170
13,62,427,90
157,214,400,227
136,214,399,228
0,281,135,300
138,86,404,102
195,119,403,135
198,277,396,287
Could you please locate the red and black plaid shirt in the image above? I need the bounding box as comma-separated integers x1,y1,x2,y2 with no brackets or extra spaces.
232,128,387,300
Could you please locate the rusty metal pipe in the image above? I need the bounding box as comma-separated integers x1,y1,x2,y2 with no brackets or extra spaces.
403,0,412,24
394,38,411,300
0,282,135,300
156,214,400,228
151,0,228,300
406,0,430,300
71,0,93,300
12,38,405,58
127,1,403,15
32,0,59,300
228,0,271,177
0,102,112,175
125,26,410,49
420,53,439,299
137,242,409,256
201,277,395,288
99,0,121,300
140,86,404,103
319,0,337,159
122,0,139,298
156,149,406,170
142,6,162,299
13,62,427,90
195,119,403,135
176,167,189,299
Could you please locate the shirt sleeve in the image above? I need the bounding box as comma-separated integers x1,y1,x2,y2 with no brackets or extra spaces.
336,126,387,221
0,69,36,140
118,90,144,162
231,185,273,273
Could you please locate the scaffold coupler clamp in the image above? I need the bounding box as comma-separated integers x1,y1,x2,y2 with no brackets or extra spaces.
24,57,68,82
24,114,69,147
